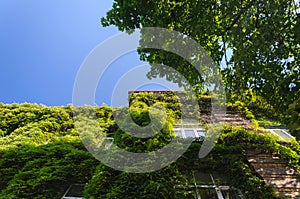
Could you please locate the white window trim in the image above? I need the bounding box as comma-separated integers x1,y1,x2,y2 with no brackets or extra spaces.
265,128,294,139
174,127,205,139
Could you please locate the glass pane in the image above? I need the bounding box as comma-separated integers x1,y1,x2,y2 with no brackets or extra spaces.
184,130,196,138
199,189,218,199
272,129,292,139
174,130,182,138
197,130,205,137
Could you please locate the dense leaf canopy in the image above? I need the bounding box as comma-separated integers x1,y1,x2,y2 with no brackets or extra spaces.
102,0,300,111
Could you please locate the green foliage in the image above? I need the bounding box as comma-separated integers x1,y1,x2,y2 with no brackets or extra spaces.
102,0,299,117
0,104,107,198
94,105,117,137
85,126,297,199
113,101,176,153
0,103,73,137
226,90,290,130
0,101,298,198
84,164,187,199
0,140,98,198
129,91,182,119
287,99,300,139
178,127,298,198
228,100,255,120
0,104,74,150
227,90,278,120
129,101,152,126
218,127,300,169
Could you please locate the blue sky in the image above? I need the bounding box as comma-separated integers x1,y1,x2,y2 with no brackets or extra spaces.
1,0,228,107
0,0,160,106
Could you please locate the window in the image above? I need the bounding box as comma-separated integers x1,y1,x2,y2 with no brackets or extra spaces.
174,173,245,199
185,129,196,138
62,184,84,199
265,129,294,139
174,130,183,138
174,125,205,139
197,130,205,137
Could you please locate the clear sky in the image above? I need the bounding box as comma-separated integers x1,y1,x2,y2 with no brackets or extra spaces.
2,1,230,107
0,0,164,106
